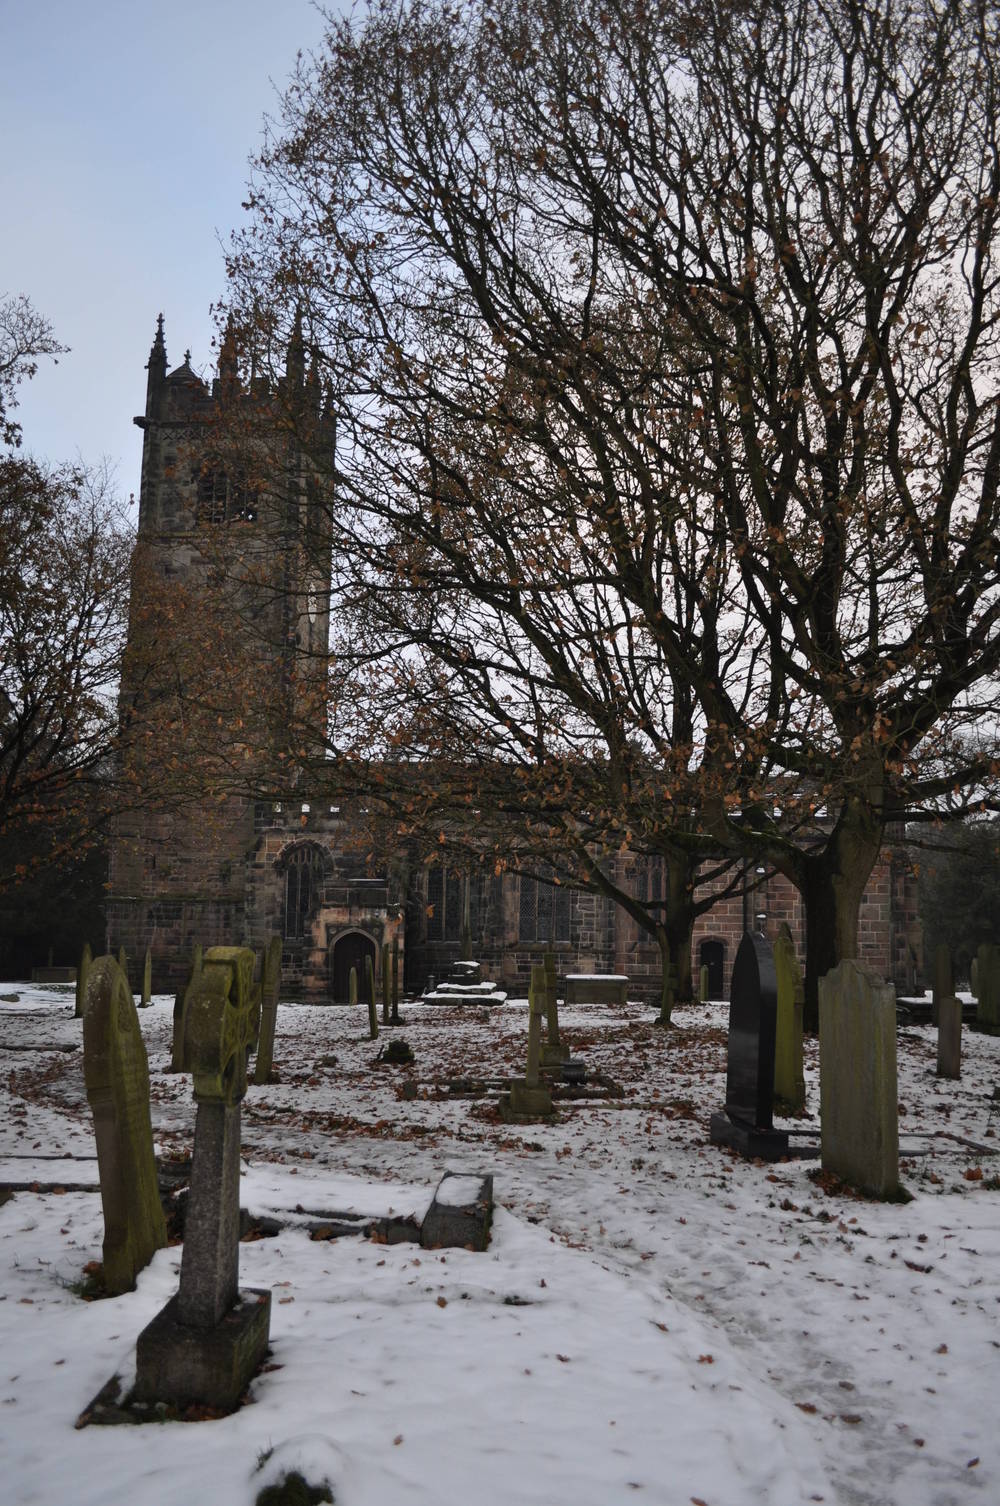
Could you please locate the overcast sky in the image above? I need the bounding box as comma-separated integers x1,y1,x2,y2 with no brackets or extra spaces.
1,0,342,502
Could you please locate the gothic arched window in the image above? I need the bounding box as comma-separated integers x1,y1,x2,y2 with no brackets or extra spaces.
284,845,324,939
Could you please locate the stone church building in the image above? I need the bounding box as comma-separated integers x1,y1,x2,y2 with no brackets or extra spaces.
107,321,919,1003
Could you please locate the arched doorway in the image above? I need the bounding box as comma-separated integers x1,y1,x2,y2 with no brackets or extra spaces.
699,938,725,1000
330,931,376,1003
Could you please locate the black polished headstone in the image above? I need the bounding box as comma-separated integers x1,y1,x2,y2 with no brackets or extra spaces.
710,931,789,1161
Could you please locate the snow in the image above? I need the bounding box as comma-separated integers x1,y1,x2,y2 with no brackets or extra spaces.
432,1173,487,1207
1,983,998,1506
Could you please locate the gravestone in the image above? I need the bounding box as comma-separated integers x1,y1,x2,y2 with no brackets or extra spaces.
931,944,952,1028
772,923,806,1115
117,946,129,992
381,942,391,1024
82,954,167,1294
391,937,401,1025
819,961,899,1198
140,947,152,1008
970,954,979,999
134,945,270,1412
540,950,570,1069
348,965,358,1006
709,931,789,1160
74,941,92,1019
937,995,962,1079
365,954,379,1040
499,964,553,1120
699,963,709,1004
252,936,283,1085
170,945,203,1072
973,943,1000,1034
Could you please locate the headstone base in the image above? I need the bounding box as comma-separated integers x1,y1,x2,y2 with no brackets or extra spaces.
498,1081,554,1121
710,1111,789,1162
133,1288,271,1413
540,1042,571,1071
420,1171,494,1251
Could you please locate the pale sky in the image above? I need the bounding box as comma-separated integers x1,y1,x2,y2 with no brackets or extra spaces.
1,0,342,501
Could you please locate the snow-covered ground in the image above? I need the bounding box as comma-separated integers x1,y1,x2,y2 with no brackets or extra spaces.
1,982,998,1506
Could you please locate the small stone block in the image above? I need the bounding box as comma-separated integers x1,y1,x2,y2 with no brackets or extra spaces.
710,1111,790,1162
498,1080,554,1122
133,1288,271,1413
420,1171,494,1251
936,995,962,1079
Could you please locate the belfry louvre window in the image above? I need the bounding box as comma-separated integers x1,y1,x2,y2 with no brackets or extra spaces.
284,845,323,939
518,875,570,943
195,465,258,524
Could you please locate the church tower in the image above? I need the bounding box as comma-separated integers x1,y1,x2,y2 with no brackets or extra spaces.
106,316,334,988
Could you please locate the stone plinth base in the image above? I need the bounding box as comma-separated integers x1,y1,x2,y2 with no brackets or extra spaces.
133,1287,271,1413
710,1111,789,1162
540,1043,571,1072
498,1080,553,1122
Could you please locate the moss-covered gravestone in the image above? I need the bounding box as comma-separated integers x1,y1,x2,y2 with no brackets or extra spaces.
252,936,283,1085
74,941,92,1019
698,963,709,1004
140,946,152,1008
499,963,553,1121
82,954,167,1294
772,924,805,1115
819,961,899,1198
540,950,569,1069
134,945,270,1412
973,943,1000,1035
170,944,203,1072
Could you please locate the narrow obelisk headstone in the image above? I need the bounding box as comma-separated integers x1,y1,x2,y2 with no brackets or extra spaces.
140,947,152,1008
540,950,569,1068
772,923,806,1115
134,946,270,1412
74,941,92,1019
390,936,401,1025
349,964,358,1006
366,953,379,1040
82,955,167,1294
974,943,1000,1034
699,963,710,1004
970,955,979,1000
500,964,553,1120
381,941,391,1024
931,943,951,1028
170,945,203,1072
252,936,283,1085
819,960,899,1198
710,931,789,1160
937,995,962,1079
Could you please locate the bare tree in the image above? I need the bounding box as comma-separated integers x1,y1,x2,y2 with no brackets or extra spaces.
0,294,65,449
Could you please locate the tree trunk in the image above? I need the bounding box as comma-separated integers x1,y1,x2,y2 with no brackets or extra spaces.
654,850,698,1025
799,803,884,1031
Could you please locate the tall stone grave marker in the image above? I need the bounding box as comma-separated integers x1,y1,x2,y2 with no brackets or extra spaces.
252,936,283,1085
699,963,709,1004
931,943,952,1028
937,995,962,1079
170,944,203,1072
140,946,152,1008
74,941,92,1019
819,961,899,1198
82,954,167,1294
540,950,570,1069
366,953,379,1039
710,931,789,1160
970,954,979,999
391,936,401,1025
772,923,806,1115
974,943,1000,1034
134,945,270,1411
499,963,554,1121
117,946,129,993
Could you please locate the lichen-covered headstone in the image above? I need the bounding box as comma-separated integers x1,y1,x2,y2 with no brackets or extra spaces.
170,944,203,1072
974,943,1000,1035
937,995,962,1079
931,944,951,1028
366,953,379,1040
134,944,270,1411
772,923,805,1115
140,946,152,1008
540,950,569,1069
710,931,788,1160
82,954,167,1294
252,935,283,1085
819,960,899,1198
74,941,92,1019
500,963,553,1120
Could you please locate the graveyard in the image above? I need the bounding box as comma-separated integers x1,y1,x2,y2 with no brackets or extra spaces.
1,972,998,1506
